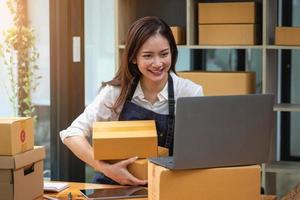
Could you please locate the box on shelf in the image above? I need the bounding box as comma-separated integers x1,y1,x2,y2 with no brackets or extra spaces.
178,71,256,96
148,161,261,200
93,120,158,160
0,117,34,156
170,26,185,45
198,2,257,24
275,27,300,46
0,146,45,200
199,24,260,45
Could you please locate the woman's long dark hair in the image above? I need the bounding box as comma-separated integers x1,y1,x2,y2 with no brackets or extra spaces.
105,16,178,113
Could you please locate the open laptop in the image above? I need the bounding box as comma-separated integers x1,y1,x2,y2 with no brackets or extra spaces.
149,94,274,170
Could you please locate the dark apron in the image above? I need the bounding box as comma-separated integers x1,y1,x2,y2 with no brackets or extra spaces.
94,74,175,184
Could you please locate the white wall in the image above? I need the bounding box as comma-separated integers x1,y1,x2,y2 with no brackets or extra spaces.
27,0,50,106
84,0,115,105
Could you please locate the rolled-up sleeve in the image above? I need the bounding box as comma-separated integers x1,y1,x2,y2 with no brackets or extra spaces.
59,85,119,141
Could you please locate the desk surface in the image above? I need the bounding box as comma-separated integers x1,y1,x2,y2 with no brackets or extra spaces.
41,182,146,200
40,181,276,200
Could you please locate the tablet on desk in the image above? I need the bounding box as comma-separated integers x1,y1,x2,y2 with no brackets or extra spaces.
80,186,147,200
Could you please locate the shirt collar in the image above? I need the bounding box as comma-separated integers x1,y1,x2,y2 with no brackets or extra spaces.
132,80,169,102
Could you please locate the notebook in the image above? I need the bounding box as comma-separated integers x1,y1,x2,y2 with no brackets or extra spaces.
44,181,69,192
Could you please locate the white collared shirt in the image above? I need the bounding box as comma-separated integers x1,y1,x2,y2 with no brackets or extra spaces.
59,72,203,141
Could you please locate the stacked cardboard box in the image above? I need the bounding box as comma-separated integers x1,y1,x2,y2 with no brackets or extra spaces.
0,117,34,155
275,27,300,45
198,2,260,45
148,161,261,200
93,120,158,160
93,120,169,180
0,118,45,200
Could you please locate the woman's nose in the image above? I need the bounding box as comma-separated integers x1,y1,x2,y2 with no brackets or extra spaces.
152,57,162,67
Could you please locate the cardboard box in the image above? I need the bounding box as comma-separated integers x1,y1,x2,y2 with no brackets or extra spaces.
127,146,169,180
0,117,34,156
275,27,300,45
170,26,185,45
199,24,259,45
198,2,257,24
93,120,158,160
148,161,261,200
178,71,256,96
0,146,45,200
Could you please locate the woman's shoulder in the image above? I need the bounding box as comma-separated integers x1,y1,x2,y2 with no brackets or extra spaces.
171,72,203,97
96,84,121,101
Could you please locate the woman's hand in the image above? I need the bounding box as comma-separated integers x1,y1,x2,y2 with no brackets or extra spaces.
102,157,147,186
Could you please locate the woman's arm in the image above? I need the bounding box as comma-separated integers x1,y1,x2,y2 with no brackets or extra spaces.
62,135,147,186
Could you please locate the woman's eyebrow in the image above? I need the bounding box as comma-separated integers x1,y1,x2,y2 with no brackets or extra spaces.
141,51,153,54
160,48,170,52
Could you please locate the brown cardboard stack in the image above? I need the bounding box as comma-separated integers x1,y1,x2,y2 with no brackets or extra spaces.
275,27,300,45
0,118,45,200
198,2,260,45
93,120,158,160
148,161,261,200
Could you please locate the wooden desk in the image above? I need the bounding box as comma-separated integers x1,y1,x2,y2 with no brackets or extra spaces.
40,182,146,200
40,182,276,200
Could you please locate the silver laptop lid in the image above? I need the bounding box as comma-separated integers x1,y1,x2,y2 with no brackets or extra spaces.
172,94,274,169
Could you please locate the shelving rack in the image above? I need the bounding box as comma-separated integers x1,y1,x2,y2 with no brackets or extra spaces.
115,0,300,195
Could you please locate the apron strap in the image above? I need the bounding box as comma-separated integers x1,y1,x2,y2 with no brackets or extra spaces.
126,76,139,101
164,74,175,153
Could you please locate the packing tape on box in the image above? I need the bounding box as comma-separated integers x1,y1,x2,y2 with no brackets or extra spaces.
20,121,27,152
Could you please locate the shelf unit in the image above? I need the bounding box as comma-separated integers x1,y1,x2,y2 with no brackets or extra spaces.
115,0,300,195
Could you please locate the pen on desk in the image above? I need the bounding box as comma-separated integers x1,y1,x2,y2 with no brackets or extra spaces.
43,194,59,200
68,192,72,200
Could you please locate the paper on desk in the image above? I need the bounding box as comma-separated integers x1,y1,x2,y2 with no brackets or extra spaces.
44,181,70,192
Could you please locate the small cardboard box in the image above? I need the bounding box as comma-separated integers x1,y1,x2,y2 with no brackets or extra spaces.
93,120,158,160
275,27,300,45
199,24,259,45
170,26,185,45
0,146,45,200
0,117,34,156
198,2,257,24
127,146,169,180
178,71,256,96
148,161,261,200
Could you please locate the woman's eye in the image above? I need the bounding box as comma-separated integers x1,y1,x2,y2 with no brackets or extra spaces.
142,55,152,59
161,52,169,57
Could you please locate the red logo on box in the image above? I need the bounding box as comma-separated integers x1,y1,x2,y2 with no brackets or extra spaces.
20,130,26,143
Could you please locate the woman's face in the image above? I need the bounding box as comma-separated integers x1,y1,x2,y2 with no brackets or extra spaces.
134,34,171,85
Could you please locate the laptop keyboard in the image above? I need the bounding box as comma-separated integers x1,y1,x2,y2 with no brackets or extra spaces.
155,156,173,164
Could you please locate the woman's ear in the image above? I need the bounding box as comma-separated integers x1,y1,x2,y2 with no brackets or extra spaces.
132,59,137,64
